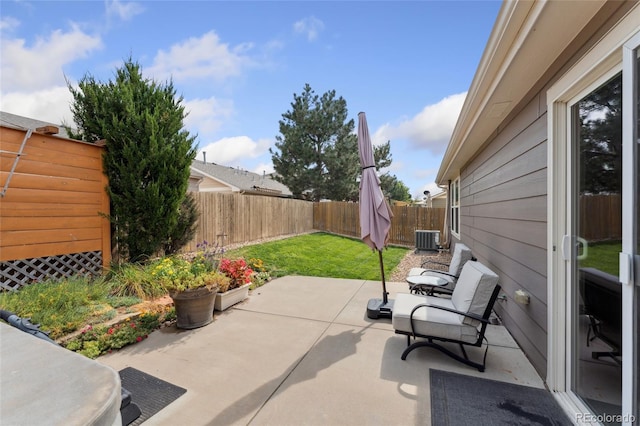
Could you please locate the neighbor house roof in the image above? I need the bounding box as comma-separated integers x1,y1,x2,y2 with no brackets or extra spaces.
0,111,73,139
437,0,608,183
190,159,293,197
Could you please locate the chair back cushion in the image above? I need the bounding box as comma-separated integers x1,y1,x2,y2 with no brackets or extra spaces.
448,243,473,276
451,261,499,326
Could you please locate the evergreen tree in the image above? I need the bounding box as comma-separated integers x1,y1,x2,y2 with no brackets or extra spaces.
578,74,622,194
67,59,197,262
379,173,412,202
270,84,359,201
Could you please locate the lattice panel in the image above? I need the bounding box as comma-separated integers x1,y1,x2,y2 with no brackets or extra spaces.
0,251,103,291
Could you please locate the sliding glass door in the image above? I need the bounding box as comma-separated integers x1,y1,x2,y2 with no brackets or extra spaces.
566,31,639,425
570,72,623,420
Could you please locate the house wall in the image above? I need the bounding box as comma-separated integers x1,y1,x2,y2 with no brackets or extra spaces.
456,2,632,377
197,176,233,192
459,95,548,374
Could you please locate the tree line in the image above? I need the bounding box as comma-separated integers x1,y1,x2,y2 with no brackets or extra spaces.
65,59,410,262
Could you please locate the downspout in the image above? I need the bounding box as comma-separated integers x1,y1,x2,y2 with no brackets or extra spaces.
1,128,33,197
437,183,450,249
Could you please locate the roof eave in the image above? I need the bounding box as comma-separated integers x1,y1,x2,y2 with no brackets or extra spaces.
436,0,606,184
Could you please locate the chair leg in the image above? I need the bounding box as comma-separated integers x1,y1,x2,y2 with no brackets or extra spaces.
400,339,487,372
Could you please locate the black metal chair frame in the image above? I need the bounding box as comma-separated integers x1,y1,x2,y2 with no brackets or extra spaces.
579,268,622,364
409,257,477,297
395,284,501,372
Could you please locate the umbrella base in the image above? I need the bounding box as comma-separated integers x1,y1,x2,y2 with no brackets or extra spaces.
366,298,394,319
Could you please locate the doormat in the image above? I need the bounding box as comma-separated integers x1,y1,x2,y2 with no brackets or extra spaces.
430,369,571,425
119,367,187,425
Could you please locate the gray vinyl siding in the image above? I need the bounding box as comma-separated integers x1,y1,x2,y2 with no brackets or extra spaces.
459,94,549,375
453,0,633,378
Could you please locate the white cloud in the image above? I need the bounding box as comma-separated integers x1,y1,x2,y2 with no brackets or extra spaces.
293,16,324,42
105,0,144,21
197,136,271,165
372,92,466,154
0,86,74,125
0,25,102,91
147,31,254,83
183,96,234,138
0,16,20,32
251,162,275,175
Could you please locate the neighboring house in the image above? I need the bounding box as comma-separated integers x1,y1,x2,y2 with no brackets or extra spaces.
413,191,447,209
437,1,638,422
189,159,293,198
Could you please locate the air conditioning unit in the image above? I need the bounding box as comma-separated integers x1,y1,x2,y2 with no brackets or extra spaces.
415,230,440,251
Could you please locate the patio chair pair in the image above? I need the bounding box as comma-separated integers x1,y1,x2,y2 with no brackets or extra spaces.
406,243,475,296
393,260,501,372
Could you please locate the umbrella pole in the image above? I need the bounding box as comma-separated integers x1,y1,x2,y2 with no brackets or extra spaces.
366,249,393,319
378,250,388,304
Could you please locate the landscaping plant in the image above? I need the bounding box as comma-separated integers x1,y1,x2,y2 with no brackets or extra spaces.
64,310,171,359
67,58,197,262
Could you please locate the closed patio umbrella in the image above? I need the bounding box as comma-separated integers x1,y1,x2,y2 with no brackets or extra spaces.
357,112,394,319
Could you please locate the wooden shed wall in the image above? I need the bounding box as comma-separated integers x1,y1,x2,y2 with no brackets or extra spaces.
0,126,110,266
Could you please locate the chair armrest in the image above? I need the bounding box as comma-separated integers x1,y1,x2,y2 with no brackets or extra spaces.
409,303,488,325
420,259,449,269
419,269,458,278
425,304,488,323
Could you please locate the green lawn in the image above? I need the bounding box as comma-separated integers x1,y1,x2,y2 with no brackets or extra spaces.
580,240,621,276
225,232,408,281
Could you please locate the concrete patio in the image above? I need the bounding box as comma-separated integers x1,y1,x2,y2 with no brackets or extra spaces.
98,276,545,425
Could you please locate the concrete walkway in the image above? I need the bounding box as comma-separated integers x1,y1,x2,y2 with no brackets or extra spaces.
98,276,544,425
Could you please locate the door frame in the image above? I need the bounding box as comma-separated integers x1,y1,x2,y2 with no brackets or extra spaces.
621,30,640,423
547,8,640,424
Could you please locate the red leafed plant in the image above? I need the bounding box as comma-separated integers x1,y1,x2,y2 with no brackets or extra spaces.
219,258,253,290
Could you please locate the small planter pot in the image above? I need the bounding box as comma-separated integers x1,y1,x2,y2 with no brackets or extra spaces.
215,283,250,311
170,287,218,329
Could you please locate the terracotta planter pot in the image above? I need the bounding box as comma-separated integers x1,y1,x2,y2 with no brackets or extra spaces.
215,283,250,311
170,287,218,329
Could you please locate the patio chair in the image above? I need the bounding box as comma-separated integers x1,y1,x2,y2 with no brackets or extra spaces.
406,243,475,295
579,267,622,364
393,261,500,372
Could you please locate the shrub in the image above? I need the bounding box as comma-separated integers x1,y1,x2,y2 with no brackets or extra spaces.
108,263,167,300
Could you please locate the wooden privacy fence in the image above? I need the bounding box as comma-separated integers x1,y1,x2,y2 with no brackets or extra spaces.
182,192,314,252
313,202,445,247
0,125,110,291
580,194,622,242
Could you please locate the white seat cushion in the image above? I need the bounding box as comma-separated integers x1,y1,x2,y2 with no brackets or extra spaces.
406,243,473,289
450,261,499,327
392,293,480,344
447,243,472,276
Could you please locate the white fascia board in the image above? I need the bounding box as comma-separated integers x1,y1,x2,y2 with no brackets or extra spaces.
437,0,605,184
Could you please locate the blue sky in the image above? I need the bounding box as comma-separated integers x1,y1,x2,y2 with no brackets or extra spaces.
0,1,500,199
